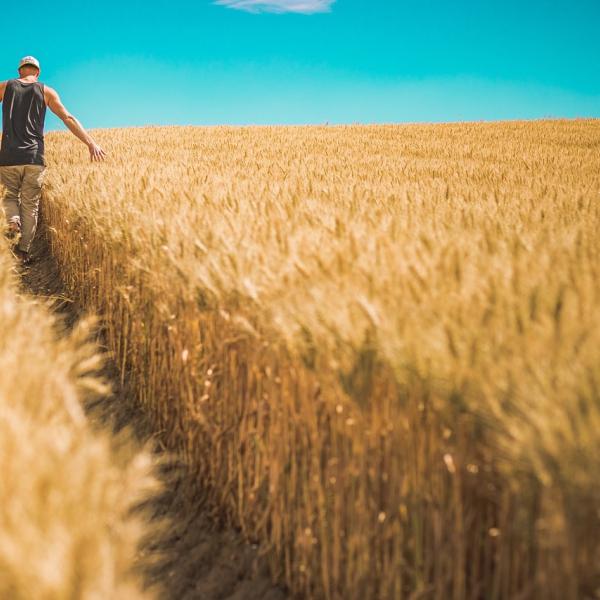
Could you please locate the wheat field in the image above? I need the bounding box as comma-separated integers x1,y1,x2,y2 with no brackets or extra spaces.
40,120,600,599
0,241,161,598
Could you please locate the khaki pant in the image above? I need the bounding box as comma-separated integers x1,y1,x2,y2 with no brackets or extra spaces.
0,165,46,253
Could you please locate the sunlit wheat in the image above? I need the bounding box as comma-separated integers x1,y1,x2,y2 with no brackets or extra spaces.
42,119,600,599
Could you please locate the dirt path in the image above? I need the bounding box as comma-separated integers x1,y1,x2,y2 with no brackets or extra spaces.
18,232,289,600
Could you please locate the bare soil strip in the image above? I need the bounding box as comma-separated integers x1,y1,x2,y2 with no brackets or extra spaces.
18,229,289,600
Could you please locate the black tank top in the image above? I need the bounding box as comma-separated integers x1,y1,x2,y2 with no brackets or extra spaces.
0,79,47,167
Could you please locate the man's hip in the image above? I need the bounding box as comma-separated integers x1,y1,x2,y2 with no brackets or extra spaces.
0,164,46,189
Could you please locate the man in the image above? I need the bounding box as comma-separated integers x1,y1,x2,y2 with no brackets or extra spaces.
0,56,106,264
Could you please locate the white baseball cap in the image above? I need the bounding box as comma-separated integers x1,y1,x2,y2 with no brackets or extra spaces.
19,56,40,70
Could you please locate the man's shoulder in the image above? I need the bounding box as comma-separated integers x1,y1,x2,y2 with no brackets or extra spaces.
42,84,56,101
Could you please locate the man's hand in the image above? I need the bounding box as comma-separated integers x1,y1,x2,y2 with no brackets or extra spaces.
88,142,107,162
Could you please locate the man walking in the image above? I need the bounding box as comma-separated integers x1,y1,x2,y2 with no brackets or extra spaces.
0,56,106,264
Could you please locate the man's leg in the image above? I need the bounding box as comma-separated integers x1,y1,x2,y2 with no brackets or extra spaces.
18,165,46,253
0,166,24,230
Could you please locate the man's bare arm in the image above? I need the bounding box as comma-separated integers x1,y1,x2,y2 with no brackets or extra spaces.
45,86,106,162
0,81,7,103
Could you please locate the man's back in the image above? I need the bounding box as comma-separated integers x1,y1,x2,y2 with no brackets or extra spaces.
0,78,47,167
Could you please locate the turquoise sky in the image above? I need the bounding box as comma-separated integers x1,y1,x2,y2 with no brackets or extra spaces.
1,0,599,129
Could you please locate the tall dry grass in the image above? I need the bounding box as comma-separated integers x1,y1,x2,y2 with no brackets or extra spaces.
0,241,160,599
42,120,600,598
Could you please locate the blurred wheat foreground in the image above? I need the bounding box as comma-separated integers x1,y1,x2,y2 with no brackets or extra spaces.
0,242,159,598
43,120,600,599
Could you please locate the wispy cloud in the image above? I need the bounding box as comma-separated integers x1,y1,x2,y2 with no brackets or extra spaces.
215,0,335,14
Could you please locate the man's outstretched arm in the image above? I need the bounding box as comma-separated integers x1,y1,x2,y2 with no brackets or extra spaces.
0,81,7,102
45,86,107,162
